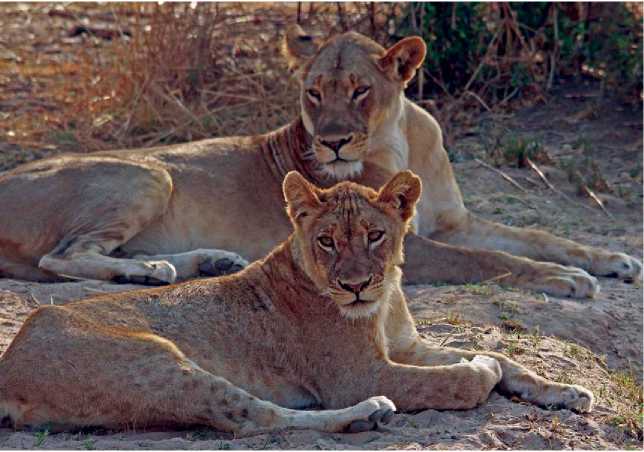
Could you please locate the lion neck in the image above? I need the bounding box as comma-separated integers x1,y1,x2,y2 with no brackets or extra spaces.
261,118,326,186
258,237,323,300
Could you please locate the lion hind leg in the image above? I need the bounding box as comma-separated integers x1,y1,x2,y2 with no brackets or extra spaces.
132,249,249,280
0,311,395,435
439,212,641,281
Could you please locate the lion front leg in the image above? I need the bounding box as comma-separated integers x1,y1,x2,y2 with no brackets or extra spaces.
390,339,594,413
371,358,502,412
432,212,641,281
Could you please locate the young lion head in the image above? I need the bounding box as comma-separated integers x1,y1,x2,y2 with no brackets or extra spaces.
283,169,422,319
283,26,426,180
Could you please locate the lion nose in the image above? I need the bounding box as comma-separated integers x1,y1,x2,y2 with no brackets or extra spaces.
320,135,353,154
338,275,373,294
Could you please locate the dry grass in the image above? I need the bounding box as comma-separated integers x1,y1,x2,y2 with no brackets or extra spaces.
1,2,400,152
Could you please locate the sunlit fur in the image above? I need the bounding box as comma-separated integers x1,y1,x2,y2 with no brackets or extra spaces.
283,171,421,319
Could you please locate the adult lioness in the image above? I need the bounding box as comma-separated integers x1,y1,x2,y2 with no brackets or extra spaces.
0,28,639,298
0,171,593,436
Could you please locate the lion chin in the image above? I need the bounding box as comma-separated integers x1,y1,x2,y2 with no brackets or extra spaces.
321,160,364,180
338,299,381,320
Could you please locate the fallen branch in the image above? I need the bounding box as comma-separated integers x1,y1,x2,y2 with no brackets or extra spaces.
475,158,527,193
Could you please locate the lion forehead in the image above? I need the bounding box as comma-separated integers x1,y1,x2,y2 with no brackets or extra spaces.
305,34,384,80
314,185,391,231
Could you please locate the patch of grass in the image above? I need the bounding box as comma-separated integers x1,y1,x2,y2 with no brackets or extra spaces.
33,428,50,448
605,369,643,441
82,438,96,450
500,318,527,333
463,283,493,296
493,299,521,322
445,311,465,326
493,134,552,168
528,326,542,349
628,165,642,179
504,339,525,357
571,137,592,154
565,343,585,360
555,373,574,385
48,130,80,150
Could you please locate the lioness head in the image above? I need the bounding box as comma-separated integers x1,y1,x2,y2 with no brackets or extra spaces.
283,26,426,180
283,169,422,319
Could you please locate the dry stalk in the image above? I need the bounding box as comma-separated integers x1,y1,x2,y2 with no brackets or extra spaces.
526,158,599,215
580,185,614,218
475,158,527,193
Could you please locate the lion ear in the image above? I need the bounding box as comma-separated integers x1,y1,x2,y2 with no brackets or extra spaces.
283,171,322,222
378,36,427,85
376,171,422,222
282,24,320,72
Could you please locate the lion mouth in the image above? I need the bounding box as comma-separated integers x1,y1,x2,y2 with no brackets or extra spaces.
320,157,362,167
320,159,364,179
347,296,375,306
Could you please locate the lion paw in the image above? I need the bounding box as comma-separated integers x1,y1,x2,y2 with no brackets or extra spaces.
592,252,642,281
345,396,396,433
471,355,503,384
198,251,249,277
114,260,177,285
532,264,599,299
547,384,594,413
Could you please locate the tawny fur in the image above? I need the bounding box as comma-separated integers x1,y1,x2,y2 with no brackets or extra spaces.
0,172,593,436
0,28,639,296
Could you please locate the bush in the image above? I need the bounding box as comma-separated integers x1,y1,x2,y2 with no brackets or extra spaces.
397,2,643,106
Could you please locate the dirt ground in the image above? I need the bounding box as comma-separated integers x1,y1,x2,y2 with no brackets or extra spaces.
0,3,643,450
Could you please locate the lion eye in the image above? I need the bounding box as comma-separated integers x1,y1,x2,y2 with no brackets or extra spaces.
352,86,370,101
367,230,384,243
307,89,321,102
317,235,334,249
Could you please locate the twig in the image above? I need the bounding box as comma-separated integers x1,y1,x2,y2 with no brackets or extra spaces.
481,271,513,285
498,87,520,106
580,185,614,219
464,90,492,112
28,293,41,307
463,29,500,93
547,4,558,90
526,157,556,191
475,158,527,193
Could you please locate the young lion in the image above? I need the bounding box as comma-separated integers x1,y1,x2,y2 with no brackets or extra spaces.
0,171,593,436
